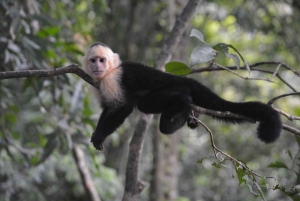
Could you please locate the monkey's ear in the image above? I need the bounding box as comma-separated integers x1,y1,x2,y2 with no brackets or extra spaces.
113,53,121,67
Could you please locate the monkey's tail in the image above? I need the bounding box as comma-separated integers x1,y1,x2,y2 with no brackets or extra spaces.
191,84,282,143
224,101,281,143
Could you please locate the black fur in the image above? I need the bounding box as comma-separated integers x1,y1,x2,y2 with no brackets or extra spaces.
91,61,282,150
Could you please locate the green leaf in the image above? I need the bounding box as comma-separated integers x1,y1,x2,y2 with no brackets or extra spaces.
268,161,289,169
225,53,240,69
165,62,191,75
254,182,267,201
190,44,217,66
37,26,60,38
235,163,247,185
22,78,32,91
37,133,58,165
190,29,206,44
296,136,300,147
260,177,266,187
212,162,221,169
22,36,40,50
213,43,229,53
288,150,293,159
228,44,251,73
197,158,205,164
30,152,40,166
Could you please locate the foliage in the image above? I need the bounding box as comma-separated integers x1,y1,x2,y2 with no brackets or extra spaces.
1,0,300,201
165,29,250,75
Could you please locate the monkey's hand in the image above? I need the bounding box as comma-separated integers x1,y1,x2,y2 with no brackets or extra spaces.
91,133,104,151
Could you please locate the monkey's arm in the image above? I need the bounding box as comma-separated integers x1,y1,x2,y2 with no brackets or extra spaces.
91,104,134,150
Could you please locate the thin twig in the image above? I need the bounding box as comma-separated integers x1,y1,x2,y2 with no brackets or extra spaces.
270,63,282,81
282,124,300,136
193,115,278,188
268,92,300,105
190,61,299,92
275,108,300,121
213,63,274,82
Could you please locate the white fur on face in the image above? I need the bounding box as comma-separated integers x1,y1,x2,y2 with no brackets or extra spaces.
82,45,123,103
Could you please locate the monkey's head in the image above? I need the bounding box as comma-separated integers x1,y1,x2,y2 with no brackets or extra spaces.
83,42,120,81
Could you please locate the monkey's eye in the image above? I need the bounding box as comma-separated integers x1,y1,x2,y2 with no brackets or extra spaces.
100,58,105,63
90,59,96,63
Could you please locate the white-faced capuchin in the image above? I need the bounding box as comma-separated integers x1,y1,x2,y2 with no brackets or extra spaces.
82,42,282,150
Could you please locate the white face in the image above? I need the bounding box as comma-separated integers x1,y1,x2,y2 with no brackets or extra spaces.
83,45,120,81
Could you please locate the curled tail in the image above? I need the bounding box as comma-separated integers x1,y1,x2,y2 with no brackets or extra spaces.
226,101,282,143
191,82,282,143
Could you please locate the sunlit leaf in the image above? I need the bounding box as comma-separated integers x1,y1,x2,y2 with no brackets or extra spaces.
228,44,251,73
165,61,190,75
260,177,266,186
37,26,60,38
190,29,206,44
213,43,229,53
226,53,240,69
190,44,217,66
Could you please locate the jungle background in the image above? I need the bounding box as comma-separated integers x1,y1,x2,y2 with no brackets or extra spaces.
1,0,300,200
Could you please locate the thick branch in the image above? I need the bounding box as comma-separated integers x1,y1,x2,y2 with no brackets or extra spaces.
122,114,152,201
123,0,202,200
154,0,202,70
0,64,98,89
190,105,256,123
191,104,300,137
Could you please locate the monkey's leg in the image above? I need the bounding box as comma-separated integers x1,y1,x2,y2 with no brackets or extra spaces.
137,86,192,134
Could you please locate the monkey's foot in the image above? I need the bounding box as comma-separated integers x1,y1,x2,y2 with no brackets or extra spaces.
187,111,200,129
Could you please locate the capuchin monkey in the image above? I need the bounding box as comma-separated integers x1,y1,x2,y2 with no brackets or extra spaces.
82,42,282,150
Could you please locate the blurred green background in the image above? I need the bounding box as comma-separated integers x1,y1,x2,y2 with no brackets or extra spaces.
0,0,299,200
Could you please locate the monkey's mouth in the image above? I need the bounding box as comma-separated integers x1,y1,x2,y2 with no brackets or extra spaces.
92,71,103,75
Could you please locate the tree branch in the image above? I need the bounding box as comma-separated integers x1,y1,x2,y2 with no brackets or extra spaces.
268,92,300,105
122,114,152,201
0,64,99,89
190,105,256,123
191,61,300,92
191,61,300,75
122,0,202,200
72,144,101,201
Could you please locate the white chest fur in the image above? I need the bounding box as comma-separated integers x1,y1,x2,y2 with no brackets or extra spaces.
99,67,124,103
